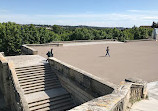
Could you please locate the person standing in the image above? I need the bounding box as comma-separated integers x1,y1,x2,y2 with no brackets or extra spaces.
50,48,53,57
105,46,110,57
46,51,51,62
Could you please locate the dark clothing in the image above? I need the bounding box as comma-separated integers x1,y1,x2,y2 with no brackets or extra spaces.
46,51,51,62
46,51,51,57
105,47,110,57
50,49,53,57
105,52,110,57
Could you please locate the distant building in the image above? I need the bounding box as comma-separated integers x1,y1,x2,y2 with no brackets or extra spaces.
152,28,158,40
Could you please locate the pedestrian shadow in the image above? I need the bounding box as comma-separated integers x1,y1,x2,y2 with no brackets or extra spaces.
99,56,106,57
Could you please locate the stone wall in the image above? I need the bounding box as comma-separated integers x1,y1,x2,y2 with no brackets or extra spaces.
50,39,117,43
0,53,11,107
0,52,30,111
69,79,147,111
125,39,154,42
21,43,63,55
48,57,147,111
21,45,38,55
48,57,116,106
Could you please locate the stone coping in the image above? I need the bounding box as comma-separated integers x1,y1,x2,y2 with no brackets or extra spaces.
125,39,154,42
69,82,131,111
21,45,38,55
25,43,63,47
50,39,117,43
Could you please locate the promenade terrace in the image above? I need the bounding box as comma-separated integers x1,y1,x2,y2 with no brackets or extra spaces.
32,41,158,84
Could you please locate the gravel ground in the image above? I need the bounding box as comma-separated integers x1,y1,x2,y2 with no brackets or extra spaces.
32,41,158,84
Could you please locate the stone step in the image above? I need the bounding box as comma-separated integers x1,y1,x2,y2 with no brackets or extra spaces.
24,85,62,95
23,82,61,92
28,94,71,108
34,101,74,111
15,64,50,71
15,67,52,74
15,65,50,71
25,88,69,103
52,102,74,111
18,73,56,81
15,64,49,70
29,97,73,111
17,71,54,78
19,76,57,84
15,63,75,110
20,78,58,87
21,80,60,89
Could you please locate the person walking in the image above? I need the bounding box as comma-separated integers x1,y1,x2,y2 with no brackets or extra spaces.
105,46,110,57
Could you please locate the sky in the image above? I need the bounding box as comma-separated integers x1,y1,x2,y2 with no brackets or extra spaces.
1,0,158,27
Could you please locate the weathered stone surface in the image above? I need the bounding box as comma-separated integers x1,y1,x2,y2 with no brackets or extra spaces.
130,81,158,111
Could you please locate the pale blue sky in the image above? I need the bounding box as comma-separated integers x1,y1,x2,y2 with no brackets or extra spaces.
1,0,158,27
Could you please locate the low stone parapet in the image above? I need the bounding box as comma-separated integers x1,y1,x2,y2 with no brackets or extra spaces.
21,43,63,55
69,79,147,111
21,45,38,55
48,57,116,106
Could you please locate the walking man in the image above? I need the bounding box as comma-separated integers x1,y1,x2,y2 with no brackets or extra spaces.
105,46,110,57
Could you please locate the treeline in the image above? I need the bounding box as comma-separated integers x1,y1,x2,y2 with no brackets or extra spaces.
0,22,153,55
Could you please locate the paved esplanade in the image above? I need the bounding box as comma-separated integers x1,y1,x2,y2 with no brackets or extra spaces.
32,41,158,84
130,81,158,111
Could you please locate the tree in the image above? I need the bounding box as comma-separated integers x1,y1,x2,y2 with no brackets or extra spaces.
0,22,154,56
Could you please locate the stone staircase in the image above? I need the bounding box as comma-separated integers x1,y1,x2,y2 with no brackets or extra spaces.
15,63,75,111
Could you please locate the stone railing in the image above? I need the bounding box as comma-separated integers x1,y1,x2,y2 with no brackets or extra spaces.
48,57,116,106
21,43,63,55
50,39,117,43
25,43,63,47
21,45,38,55
69,78,147,111
0,52,30,111
125,38,154,42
